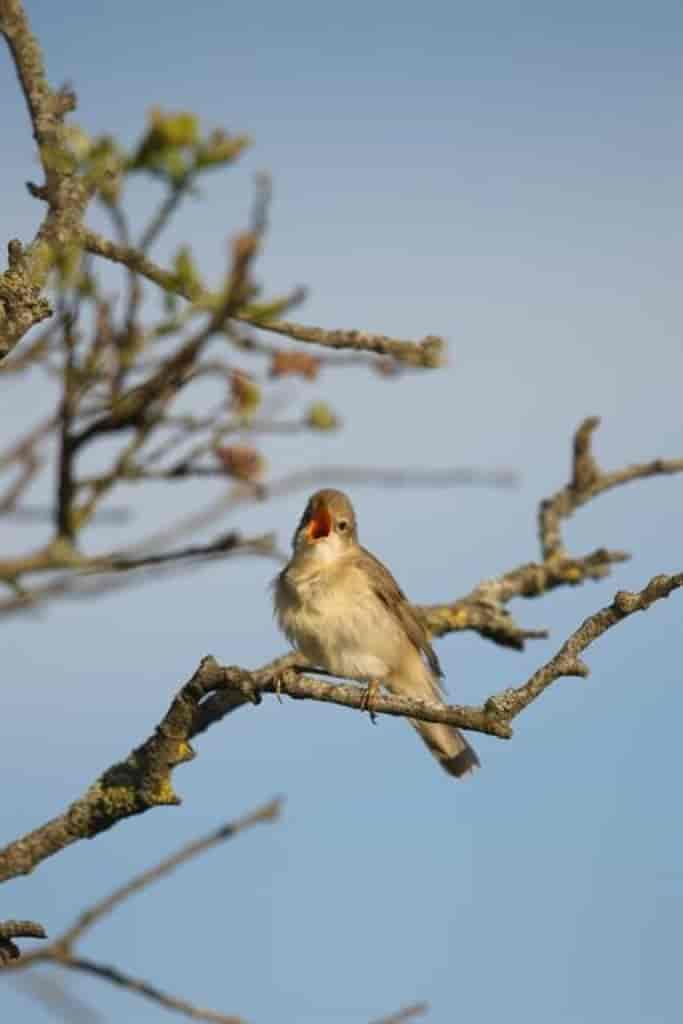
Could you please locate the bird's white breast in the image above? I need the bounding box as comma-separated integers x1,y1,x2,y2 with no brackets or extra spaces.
275,562,405,682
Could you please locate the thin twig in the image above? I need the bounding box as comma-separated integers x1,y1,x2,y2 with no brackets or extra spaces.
58,799,281,948
57,958,247,1024
0,532,281,613
539,416,683,560
79,228,446,365
422,418,682,649
485,572,683,721
369,1002,429,1024
236,314,446,367
138,171,196,253
4,802,280,1019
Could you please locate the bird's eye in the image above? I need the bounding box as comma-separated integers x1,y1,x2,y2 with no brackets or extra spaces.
337,519,349,532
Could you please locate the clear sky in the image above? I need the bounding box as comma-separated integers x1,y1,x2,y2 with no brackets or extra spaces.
2,2,683,1022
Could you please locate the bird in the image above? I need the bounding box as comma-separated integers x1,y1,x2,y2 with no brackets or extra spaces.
273,488,479,778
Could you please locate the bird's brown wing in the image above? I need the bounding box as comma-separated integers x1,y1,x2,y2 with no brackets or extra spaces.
353,546,443,682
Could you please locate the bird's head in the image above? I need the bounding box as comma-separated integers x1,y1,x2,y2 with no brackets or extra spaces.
293,489,358,559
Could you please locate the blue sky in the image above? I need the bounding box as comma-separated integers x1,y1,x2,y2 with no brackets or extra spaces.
2,2,683,1022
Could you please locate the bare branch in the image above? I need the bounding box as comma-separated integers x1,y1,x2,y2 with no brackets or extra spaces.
79,228,202,299
130,463,517,487
138,170,197,254
57,958,247,1024
0,531,280,613
193,572,682,736
0,414,55,472
236,314,446,367
79,228,446,365
370,1003,429,1024
86,531,281,572
0,463,512,612
539,415,683,560
58,799,281,950
0,0,90,358
3,505,130,524
421,418,683,649
4,569,679,884
420,599,549,651
0,652,503,887
485,572,683,721
4,803,279,1020
204,659,513,738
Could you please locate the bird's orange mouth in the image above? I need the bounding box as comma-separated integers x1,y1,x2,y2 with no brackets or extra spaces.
307,504,332,540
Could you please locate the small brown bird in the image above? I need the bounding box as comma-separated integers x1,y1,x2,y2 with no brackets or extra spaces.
274,489,479,778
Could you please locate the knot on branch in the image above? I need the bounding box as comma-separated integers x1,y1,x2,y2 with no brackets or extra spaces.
484,690,517,719
614,574,682,615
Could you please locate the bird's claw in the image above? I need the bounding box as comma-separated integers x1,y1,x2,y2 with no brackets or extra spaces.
359,680,380,724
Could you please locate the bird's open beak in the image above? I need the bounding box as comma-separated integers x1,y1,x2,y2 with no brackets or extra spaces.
306,503,332,541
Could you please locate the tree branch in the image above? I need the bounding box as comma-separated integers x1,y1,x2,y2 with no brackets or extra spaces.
485,572,683,721
0,920,46,964
2,569,680,886
79,228,446,365
0,0,90,358
235,314,446,367
0,532,281,613
3,802,280,1022
370,1003,429,1024
0,463,513,611
420,417,682,649
57,800,281,951
57,958,247,1024
539,415,683,560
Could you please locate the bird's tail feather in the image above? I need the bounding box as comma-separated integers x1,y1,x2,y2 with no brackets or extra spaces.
410,719,480,778
390,653,480,779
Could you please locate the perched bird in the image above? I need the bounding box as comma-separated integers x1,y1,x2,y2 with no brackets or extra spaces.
274,489,479,778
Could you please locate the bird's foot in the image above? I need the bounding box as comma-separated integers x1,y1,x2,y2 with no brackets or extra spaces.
359,680,381,724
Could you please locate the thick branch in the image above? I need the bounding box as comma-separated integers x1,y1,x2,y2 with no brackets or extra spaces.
198,660,513,738
3,569,679,884
0,653,505,886
0,0,89,358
